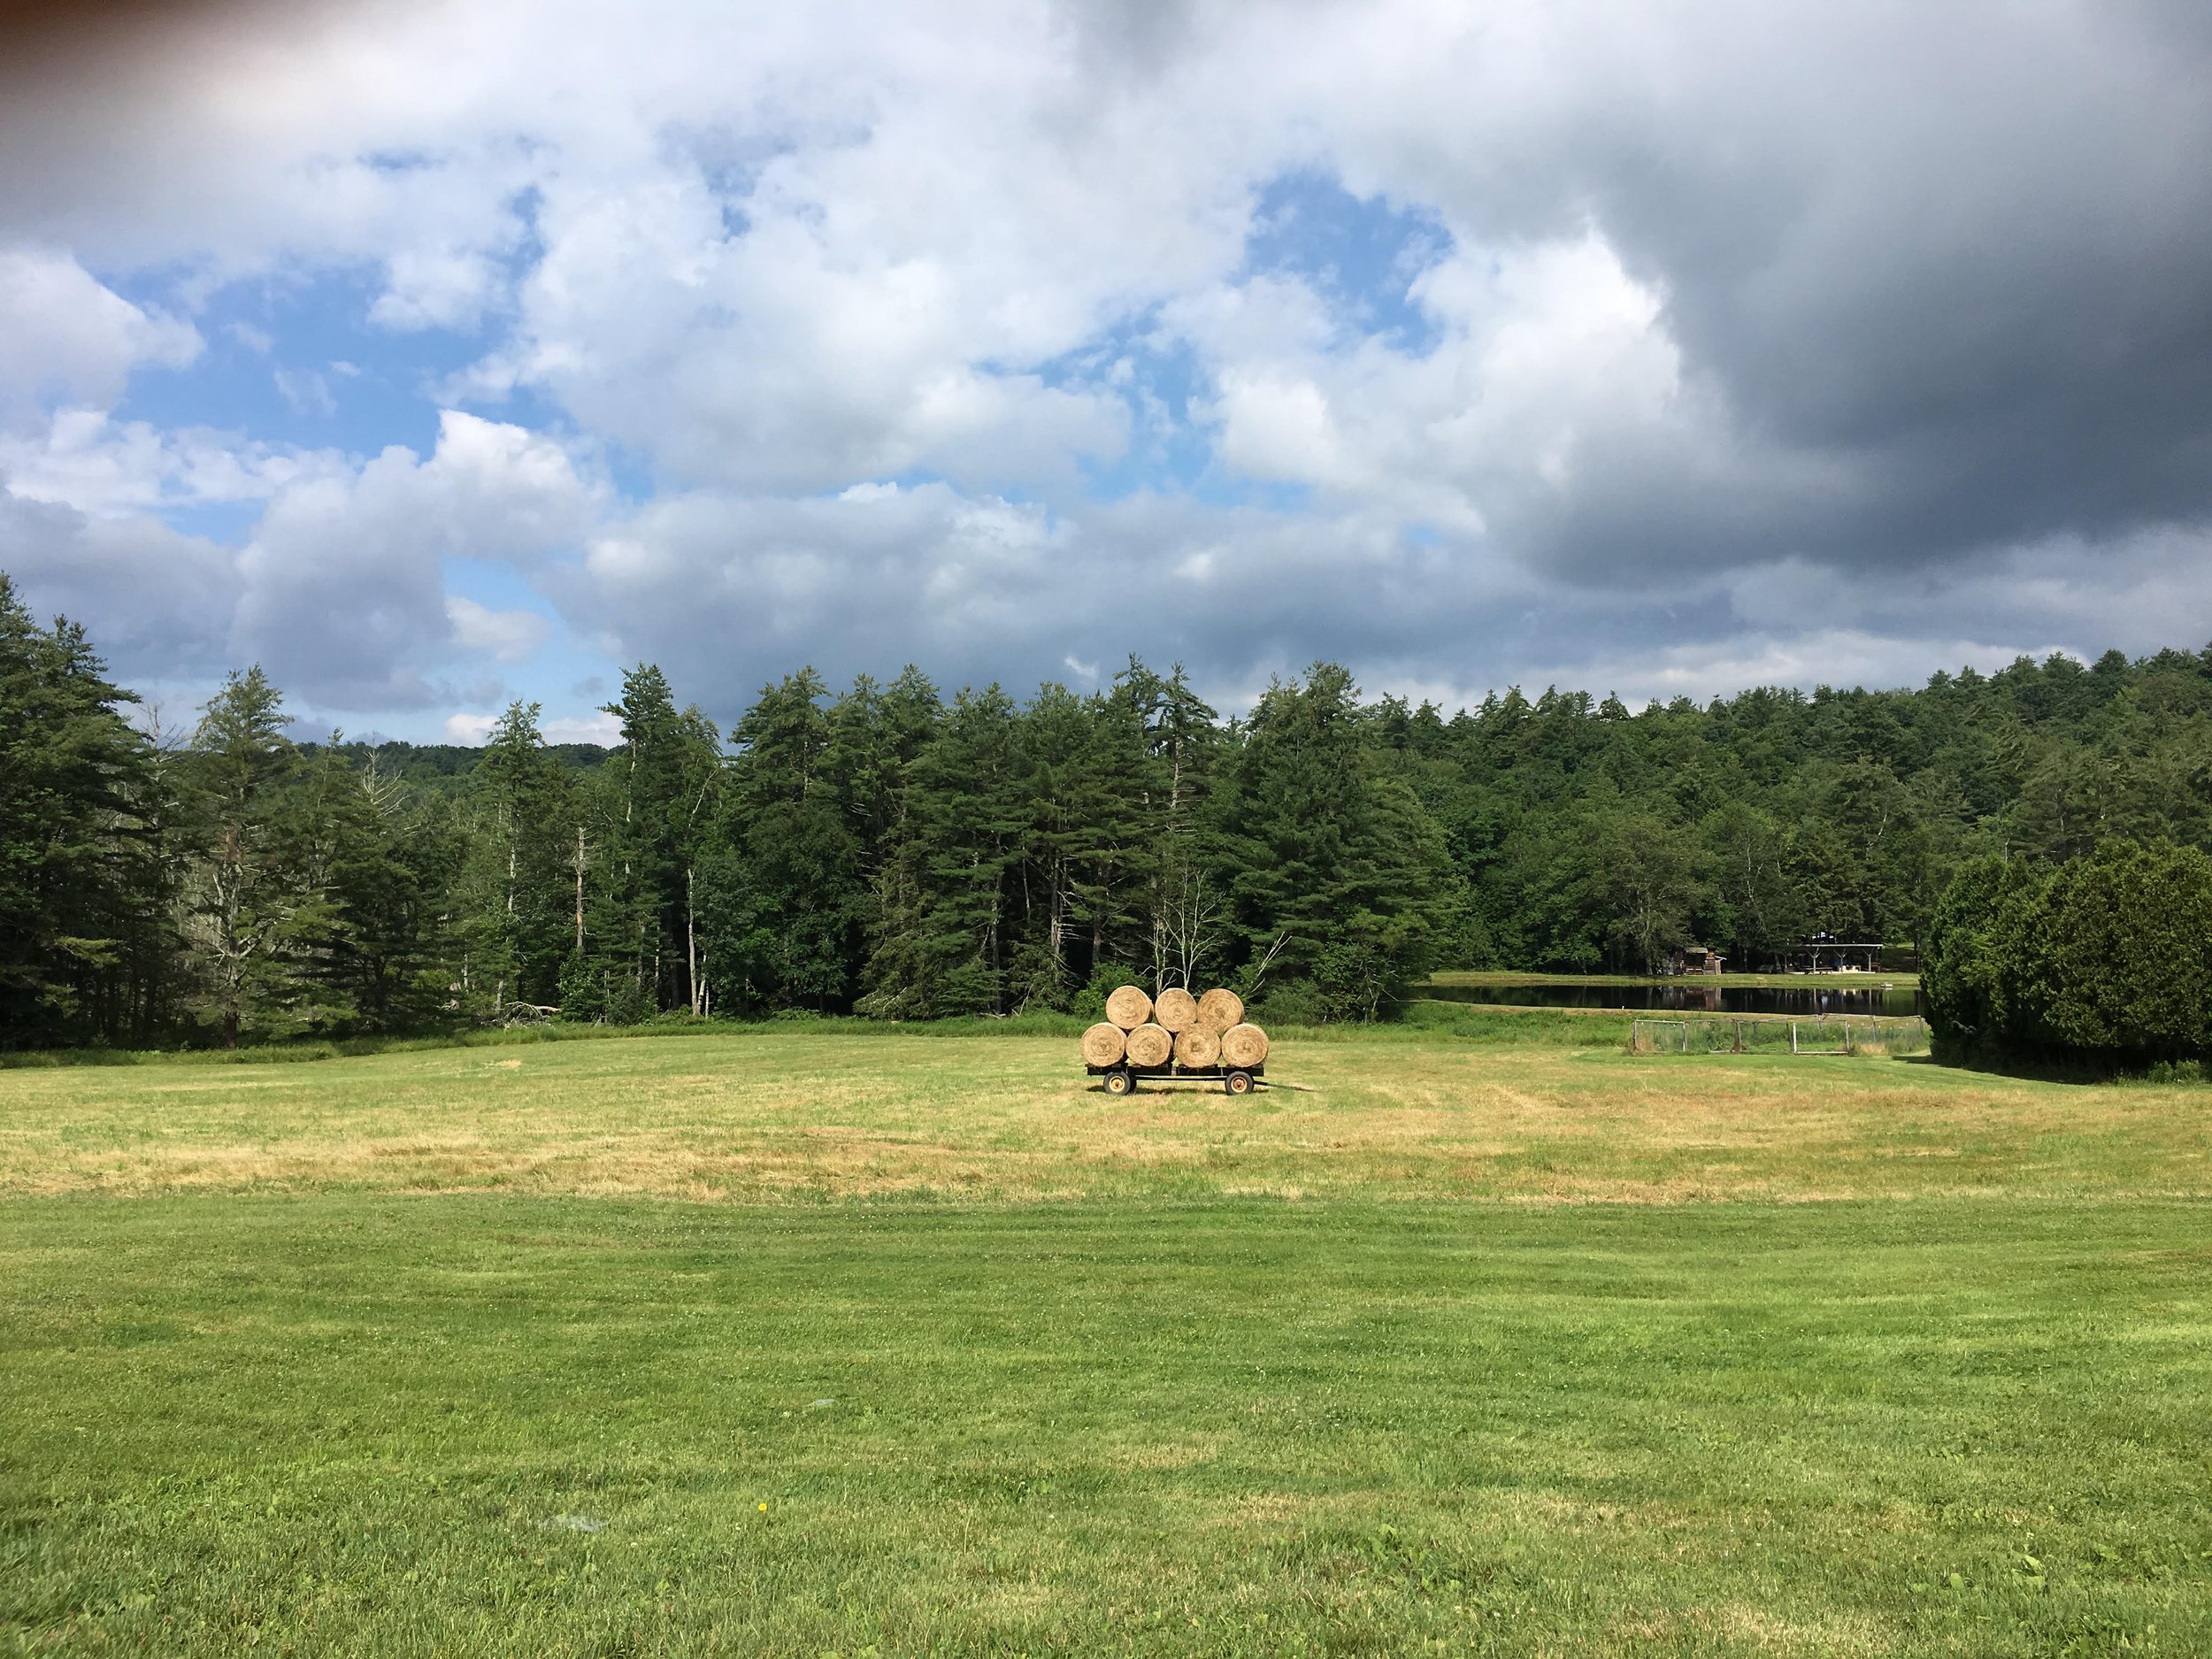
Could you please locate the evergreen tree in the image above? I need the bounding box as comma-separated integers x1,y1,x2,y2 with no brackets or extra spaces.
824,667,945,860
700,668,869,1013
863,684,1027,1017
828,668,946,1015
310,749,462,1032
1120,661,1221,991
458,701,577,1016
1213,664,1462,1018
177,668,317,1046
1068,679,1164,986
0,576,168,1047
1926,841,2212,1067
574,665,725,1021
2028,841,2212,1059
1010,683,1108,1008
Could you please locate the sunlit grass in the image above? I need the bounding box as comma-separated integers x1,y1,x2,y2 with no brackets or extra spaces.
1,1021,2202,1204
4,1024,2208,1655
6,1195,2208,1656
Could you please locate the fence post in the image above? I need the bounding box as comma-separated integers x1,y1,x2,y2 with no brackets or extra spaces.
1681,1022,1689,1055
1791,1021,1799,1055
1732,1018,1743,1054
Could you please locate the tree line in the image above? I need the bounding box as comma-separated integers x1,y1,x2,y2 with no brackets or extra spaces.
10,565,2212,1048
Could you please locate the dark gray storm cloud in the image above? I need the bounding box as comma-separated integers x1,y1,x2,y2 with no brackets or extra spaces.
1363,1,2212,578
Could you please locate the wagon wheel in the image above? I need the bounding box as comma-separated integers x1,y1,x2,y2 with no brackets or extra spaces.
1225,1069,1254,1095
1103,1068,1134,1096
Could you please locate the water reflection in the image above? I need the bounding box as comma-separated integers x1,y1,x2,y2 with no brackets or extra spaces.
1421,981,1926,1017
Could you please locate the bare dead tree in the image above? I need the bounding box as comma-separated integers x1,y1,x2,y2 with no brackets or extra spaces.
1240,931,1292,1000
572,826,588,956
1152,850,1223,991
132,696,192,754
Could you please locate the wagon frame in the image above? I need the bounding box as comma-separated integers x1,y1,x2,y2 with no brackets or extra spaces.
1088,1062,1266,1096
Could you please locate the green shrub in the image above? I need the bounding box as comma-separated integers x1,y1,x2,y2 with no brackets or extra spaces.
1250,980,1329,1025
1923,854,2047,1054
1071,964,1142,1021
1925,840,2212,1067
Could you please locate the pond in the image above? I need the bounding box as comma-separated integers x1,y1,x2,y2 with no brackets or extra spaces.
1419,980,1927,1018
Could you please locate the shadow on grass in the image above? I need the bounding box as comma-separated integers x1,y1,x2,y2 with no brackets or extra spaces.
0,1013,1078,1070
1,1000,1642,1071
1915,1043,2212,1087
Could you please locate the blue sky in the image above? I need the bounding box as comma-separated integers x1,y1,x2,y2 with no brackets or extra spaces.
4,0,2210,741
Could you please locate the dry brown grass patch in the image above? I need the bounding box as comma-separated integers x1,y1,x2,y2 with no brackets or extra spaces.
2,1033,2205,1203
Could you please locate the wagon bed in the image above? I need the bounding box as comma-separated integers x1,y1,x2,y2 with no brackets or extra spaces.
1087,1063,1266,1095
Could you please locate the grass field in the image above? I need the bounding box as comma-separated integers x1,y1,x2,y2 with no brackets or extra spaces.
4,1018,2209,1655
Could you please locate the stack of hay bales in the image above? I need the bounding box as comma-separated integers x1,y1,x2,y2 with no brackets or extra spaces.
1080,984,1270,1071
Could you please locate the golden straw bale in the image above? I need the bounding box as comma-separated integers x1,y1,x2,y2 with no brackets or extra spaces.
1080,1023,1127,1067
1153,987,1199,1032
1105,985,1153,1030
1194,987,1244,1033
1219,1022,1270,1068
1173,1025,1220,1068
1125,1022,1173,1067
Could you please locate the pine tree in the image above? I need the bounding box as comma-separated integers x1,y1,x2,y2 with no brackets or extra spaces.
459,701,577,1017
863,684,1027,1017
581,665,725,1020
305,747,462,1032
1213,663,1461,1018
826,666,944,864
0,576,169,1047
1009,683,1097,1008
1122,661,1222,990
177,668,315,1047
833,668,946,1016
698,668,868,1012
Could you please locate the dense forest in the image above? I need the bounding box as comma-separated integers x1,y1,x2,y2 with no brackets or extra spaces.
9,565,2212,1048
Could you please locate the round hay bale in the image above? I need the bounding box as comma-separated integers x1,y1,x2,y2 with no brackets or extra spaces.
1125,1022,1173,1068
1219,1021,1269,1068
1153,987,1199,1033
1080,1022,1127,1068
1105,984,1153,1030
1173,1025,1220,1068
1194,987,1244,1033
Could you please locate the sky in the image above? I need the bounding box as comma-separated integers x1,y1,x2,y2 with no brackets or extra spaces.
3,0,2210,744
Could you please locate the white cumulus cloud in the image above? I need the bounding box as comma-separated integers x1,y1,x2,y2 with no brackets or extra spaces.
0,249,201,428
3,0,2210,733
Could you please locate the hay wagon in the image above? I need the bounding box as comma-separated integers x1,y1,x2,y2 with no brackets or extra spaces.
1081,983,1271,1096
1088,1058,1265,1096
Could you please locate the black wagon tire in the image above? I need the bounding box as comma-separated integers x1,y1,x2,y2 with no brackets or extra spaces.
1225,1069,1254,1095
1104,1068,1134,1096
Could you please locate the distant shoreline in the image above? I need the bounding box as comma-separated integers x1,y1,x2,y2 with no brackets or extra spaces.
1426,969,1922,990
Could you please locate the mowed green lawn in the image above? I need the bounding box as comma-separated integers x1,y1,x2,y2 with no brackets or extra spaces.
4,1027,2209,1655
